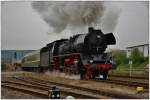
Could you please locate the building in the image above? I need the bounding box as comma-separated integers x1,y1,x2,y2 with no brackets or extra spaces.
1,50,34,64
126,44,149,57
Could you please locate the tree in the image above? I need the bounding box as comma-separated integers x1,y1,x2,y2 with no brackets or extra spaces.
107,49,128,65
130,48,144,64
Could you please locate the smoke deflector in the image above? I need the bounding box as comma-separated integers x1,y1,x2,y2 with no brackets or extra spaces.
104,33,116,45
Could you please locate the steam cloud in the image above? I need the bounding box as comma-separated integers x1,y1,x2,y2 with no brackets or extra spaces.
32,1,120,34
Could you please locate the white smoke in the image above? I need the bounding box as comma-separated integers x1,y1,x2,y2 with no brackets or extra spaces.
32,1,120,34
100,2,121,33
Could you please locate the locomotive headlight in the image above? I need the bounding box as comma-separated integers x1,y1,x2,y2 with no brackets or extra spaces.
89,60,93,63
57,94,60,97
97,35,101,38
51,95,55,98
74,59,78,64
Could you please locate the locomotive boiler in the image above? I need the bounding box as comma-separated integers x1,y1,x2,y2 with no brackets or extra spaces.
21,27,116,80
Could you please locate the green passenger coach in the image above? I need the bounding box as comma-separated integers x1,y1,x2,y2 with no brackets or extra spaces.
21,50,40,71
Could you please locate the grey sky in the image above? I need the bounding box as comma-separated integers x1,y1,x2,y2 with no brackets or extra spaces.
1,1,149,50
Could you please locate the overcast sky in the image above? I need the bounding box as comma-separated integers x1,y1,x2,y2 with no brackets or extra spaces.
1,1,149,50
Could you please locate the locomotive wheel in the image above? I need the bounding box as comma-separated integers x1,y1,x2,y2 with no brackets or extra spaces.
39,68,44,73
80,72,85,80
78,59,86,80
92,74,96,79
84,69,93,80
102,71,108,80
85,73,90,80
79,68,86,80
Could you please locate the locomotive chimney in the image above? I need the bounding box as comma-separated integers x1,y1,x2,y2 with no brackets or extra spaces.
88,27,94,33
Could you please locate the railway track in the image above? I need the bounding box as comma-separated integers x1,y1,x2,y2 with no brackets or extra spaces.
2,79,102,99
91,78,149,89
108,76,149,84
2,81,48,99
11,76,145,99
109,75,148,80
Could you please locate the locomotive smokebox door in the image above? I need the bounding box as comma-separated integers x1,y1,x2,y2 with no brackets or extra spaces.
48,86,60,99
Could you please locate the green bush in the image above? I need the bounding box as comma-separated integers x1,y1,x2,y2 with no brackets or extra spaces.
130,48,144,64
109,49,128,65
108,48,149,69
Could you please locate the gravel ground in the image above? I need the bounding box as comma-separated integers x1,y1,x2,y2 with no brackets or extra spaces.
1,71,149,99
1,71,42,99
1,87,41,99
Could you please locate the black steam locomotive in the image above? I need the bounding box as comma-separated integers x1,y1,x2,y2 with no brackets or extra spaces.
22,27,116,80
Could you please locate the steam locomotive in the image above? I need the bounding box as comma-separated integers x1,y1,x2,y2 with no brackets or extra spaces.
21,27,116,80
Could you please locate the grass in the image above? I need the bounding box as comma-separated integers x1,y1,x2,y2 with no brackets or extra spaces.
108,61,149,78
116,60,148,70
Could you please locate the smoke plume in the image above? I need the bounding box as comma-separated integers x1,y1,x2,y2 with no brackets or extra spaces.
101,2,121,33
32,1,120,34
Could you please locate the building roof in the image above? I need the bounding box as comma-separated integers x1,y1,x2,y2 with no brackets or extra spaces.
1,50,35,62
126,44,149,49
